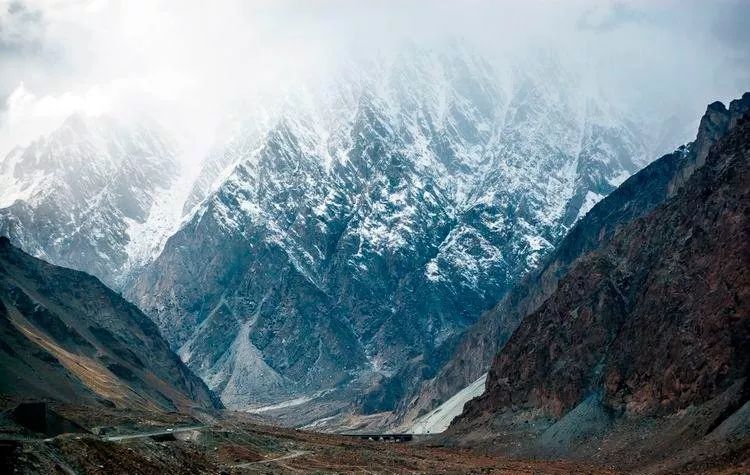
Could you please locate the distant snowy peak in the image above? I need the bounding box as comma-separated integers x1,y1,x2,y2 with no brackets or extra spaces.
177,48,507,249
0,113,182,288
198,49,645,224
1,114,176,205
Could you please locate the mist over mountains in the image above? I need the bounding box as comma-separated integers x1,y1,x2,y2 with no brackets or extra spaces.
1,46,675,418
0,2,748,474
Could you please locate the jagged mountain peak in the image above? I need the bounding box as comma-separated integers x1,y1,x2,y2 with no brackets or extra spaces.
127,46,657,422
0,113,182,288
0,43,701,426
400,92,750,440
445,98,750,472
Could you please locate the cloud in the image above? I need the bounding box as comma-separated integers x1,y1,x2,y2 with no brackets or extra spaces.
0,0,44,55
712,0,750,65
0,0,43,111
577,2,646,32
0,0,70,128
0,0,747,159
0,82,110,153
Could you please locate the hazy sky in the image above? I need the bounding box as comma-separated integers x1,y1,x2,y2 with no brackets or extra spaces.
0,0,748,157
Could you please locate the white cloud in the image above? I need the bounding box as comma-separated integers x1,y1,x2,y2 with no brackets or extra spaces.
0,0,747,158
7,82,105,123
0,68,200,158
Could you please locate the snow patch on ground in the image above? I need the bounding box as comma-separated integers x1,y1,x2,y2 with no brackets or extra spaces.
301,414,338,430
0,173,41,208
0,147,47,208
247,395,315,414
425,260,441,281
410,373,487,434
525,234,550,252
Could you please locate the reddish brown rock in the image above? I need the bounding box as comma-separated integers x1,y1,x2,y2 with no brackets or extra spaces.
447,97,750,473
401,94,750,427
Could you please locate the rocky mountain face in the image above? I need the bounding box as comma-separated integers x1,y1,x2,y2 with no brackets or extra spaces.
398,93,750,427
0,114,182,289
128,48,652,416
0,236,219,412
447,94,750,471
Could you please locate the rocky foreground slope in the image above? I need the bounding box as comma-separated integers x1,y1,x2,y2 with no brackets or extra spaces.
447,96,750,473
0,402,629,475
0,237,219,412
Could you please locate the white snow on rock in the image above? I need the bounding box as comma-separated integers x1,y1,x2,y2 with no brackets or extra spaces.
0,113,182,288
127,46,660,411
120,162,201,285
576,190,605,221
2,45,669,417
247,395,315,414
410,373,487,434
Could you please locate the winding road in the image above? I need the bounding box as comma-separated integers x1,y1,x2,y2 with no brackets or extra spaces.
103,425,207,441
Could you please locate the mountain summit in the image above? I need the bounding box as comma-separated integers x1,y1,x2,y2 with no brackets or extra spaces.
126,49,652,420
0,114,183,289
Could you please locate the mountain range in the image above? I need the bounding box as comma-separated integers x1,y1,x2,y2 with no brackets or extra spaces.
399,92,750,428
0,47,707,423
125,49,662,418
0,41,747,474
0,114,185,290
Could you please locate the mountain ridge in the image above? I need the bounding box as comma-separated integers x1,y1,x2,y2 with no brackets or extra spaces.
0,114,184,289
444,93,750,473
126,49,654,421
0,235,220,412
397,92,750,428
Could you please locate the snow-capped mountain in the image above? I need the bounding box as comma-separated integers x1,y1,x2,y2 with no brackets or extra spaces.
127,46,652,415
0,114,183,288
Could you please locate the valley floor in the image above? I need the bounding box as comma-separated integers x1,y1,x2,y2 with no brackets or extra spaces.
1,401,747,474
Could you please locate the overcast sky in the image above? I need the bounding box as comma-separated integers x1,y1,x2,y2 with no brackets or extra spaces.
0,0,748,158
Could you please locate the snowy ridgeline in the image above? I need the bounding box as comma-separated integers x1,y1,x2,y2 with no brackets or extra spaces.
126,46,663,413
1,45,687,417
0,114,192,289
410,373,488,434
